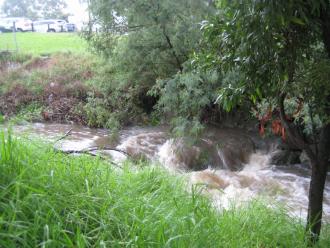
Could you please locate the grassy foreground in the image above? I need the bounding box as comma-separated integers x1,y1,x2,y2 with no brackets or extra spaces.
0,131,329,247
0,33,88,55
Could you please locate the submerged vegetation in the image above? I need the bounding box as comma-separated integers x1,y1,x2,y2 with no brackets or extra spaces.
0,131,329,247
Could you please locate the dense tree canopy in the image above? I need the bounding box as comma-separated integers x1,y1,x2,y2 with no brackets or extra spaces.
85,0,216,131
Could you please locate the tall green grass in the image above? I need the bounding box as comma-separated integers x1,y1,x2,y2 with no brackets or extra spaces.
0,131,329,247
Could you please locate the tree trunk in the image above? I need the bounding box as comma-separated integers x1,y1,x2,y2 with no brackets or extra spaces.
306,123,330,243
306,159,328,243
279,93,330,243
306,2,330,243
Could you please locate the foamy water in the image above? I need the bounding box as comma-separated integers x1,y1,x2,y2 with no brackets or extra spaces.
12,123,330,221
188,154,316,220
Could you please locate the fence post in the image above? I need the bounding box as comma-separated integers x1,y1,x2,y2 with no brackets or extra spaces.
12,21,18,52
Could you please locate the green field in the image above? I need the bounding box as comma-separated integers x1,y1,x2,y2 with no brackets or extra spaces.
0,32,88,55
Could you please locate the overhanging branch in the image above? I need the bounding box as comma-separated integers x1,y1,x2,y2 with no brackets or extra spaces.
161,25,183,73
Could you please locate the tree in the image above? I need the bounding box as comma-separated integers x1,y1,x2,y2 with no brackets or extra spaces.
2,0,68,20
200,0,330,243
88,0,213,70
2,0,38,19
38,0,68,19
84,0,215,126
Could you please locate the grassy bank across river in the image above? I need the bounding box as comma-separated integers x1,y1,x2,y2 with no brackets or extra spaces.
0,51,147,130
0,33,88,55
0,131,330,247
0,52,99,126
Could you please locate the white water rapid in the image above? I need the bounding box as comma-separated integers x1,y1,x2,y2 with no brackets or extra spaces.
13,123,330,221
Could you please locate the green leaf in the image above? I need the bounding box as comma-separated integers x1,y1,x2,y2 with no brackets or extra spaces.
291,17,305,25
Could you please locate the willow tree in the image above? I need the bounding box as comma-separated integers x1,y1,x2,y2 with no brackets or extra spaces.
86,0,214,79
200,0,330,243
82,0,215,126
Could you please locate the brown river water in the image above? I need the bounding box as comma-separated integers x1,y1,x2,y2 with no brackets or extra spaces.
13,122,330,221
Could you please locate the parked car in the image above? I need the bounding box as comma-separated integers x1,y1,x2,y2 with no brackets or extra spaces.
65,23,76,32
0,17,33,32
33,19,67,33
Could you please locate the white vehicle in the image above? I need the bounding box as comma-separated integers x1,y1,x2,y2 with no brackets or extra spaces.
33,19,67,33
0,17,33,32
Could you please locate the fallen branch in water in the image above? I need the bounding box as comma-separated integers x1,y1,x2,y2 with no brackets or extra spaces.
53,147,125,168
86,146,130,157
58,146,130,157
52,129,130,168
53,146,131,169
54,128,73,143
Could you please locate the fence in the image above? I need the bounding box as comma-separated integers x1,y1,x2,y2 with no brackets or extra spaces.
0,21,68,53
0,22,19,53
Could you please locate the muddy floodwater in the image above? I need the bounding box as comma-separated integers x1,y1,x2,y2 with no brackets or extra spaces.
12,122,330,221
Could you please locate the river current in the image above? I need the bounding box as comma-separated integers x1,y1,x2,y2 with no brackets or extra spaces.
13,122,330,221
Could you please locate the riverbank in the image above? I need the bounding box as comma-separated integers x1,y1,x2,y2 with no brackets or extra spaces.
0,51,154,134
0,52,95,125
1,130,329,247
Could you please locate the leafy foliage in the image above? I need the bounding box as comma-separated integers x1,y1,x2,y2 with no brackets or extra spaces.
84,0,216,129
199,0,330,131
150,68,221,136
198,0,330,240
